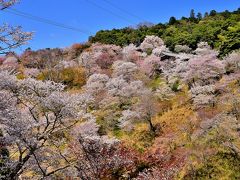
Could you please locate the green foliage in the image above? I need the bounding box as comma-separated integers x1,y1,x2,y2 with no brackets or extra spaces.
89,9,240,56
210,10,217,16
146,48,153,55
218,22,240,57
197,12,203,20
37,66,86,89
114,123,156,152
16,73,25,80
186,152,240,180
169,16,177,25
171,80,180,92
148,76,162,90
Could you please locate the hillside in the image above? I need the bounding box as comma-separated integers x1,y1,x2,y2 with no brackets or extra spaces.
0,4,240,180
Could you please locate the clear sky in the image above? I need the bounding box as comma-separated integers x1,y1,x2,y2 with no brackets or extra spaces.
0,0,239,53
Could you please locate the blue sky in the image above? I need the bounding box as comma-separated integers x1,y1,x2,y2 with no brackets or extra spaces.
0,0,239,53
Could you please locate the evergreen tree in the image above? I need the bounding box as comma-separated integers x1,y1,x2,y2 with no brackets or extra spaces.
169,16,177,25
210,10,217,16
197,12,203,20
190,9,197,22
190,9,195,19
204,12,209,18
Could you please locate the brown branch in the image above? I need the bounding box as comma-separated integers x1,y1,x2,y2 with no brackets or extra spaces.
45,165,70,177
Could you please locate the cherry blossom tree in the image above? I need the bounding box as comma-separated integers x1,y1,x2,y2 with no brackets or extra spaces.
106,76,128,97
190,84,216,108
119,90,159,134
185,55,225,86
95,52,116,69
69,118,138,179
0,1,33,54
85,73,110,107
78,50,101,77
122,43,141,62
86,73,109,95
112,61,138,81
63,43,89,61
223,51,240,73
152,46,167,57
139,35,165,53
1,56,18,70
85,60,158,134
78,43,122,76
0,70,94,179
0,0,18,10
20,48,63,69
138,55,162,77
194,42,218,57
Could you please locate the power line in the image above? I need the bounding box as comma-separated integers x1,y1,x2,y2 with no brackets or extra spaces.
7,8,92,35
3,8,92,35
84,0,136,24
101,0,146,22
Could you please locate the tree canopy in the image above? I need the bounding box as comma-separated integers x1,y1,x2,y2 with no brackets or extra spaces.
89,8,240,57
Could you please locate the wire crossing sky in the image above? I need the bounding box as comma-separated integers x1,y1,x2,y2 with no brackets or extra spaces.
6,8,93,35
0,0,239,53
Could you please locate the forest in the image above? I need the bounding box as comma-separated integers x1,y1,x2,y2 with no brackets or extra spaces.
89,8,240,57
0,1,240,179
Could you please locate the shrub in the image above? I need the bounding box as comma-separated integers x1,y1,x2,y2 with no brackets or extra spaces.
37,66,86,88
174,45,192,53
185,152,240,180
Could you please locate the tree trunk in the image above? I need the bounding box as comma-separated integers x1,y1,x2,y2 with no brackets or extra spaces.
7,148,36,180
147,117,155,134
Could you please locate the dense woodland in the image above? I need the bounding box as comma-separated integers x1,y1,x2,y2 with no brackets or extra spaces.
90,8,240,57
0,1,240,179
